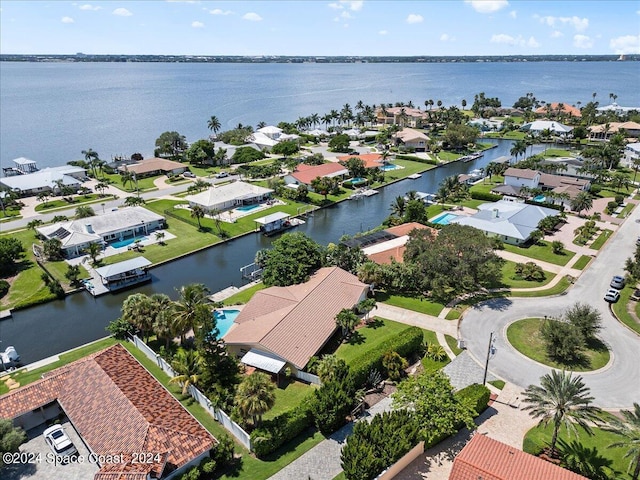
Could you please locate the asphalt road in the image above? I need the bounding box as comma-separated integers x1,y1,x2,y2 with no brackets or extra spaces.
461,204,640,409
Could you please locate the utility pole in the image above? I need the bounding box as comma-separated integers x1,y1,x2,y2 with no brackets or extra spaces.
483,331,496,386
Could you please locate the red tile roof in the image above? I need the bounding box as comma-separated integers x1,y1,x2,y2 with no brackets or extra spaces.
224,267,369,368
337,153,383,168
291,162,349,185
535,102,582,118
385,222,432,237
0,344,215,479
449,434,588,480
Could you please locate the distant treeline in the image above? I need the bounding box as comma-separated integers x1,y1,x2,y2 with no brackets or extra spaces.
1,54,638,64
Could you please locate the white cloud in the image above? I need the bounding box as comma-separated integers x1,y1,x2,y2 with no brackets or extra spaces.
112,8,133,17
209,8,232,15
610,34,640,54
328,3,343,9
61,16,75,23
378,30,387,35
527,36,540,47
406,14,424,24
509,10,516,19
191,21,204,28
536,15,588,32
465,1,509,14
573,34,593,48
341,1,363,11
340,10,352,19
242,12,262,21
78,4,101,11
440,33,456,42
490,33,539,48
550,30,563,38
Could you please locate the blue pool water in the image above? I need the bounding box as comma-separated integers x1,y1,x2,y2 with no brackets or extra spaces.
214,309,240,338
533,195,546,202
431,212,460,225
351,177,367,184
110,235,148,249
381,164,401,171
237,204,260,212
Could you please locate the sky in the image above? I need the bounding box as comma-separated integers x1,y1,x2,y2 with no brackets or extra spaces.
1,0,639,56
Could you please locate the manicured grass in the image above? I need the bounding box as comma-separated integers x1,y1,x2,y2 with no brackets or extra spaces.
445,334,463,355
573,255,592,270
506,318,610,371
488,380,505,390
0,206,22,219
421,355,450,373
542,148,575,157
223,283,267,305
0,337,118,395
523,423,633,480
590,229,613,250
185,165,220,177
469,176,505,196
375,291,444,317
100,172,159,192
263,378,315,420
510,277,572,297
436,151,463,162
618,202,635,218
43,259,89,290
34,194,115,212
500,260,554,289
445,308,462,320
503,241,575,266
612,285,640,336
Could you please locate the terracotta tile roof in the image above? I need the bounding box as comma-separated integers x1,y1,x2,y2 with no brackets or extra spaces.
589,121,640,134
0,344,214,479
535,102,582,118
118,157,185,175
365,223,435,265
367,245,406,265
337,153,383,169
225,267,369,368
291,163,349,185
385,222,431,237
449,434,588,480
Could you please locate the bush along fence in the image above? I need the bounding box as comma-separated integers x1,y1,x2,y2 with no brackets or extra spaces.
128,335,252,450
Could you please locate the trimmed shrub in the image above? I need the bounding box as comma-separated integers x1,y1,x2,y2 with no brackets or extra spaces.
471,191,502,202
0,279,9,298
250,402,313,458
615,194,624,205
349,326,423,387
455,383,491,416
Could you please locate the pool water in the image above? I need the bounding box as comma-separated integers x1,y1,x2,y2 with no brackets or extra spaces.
381,164,401,171
110,235,148,249
237,204,260,212
533,195,546,202
214,309,240,338
351,177,367,184
431,212,460,225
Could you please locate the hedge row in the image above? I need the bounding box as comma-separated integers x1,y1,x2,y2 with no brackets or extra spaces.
455,383,491,416
349,326,424,387
470,191,502,202
395,154,438,165
524,199,563,211
250,401,313,458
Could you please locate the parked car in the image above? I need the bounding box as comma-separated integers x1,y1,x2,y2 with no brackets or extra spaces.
43,425,78,457
183,171,196,178
215,171,229,178
604,288,621,303
610,275,626,289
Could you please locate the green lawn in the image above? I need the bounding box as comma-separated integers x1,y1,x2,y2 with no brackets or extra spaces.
263,378,315,420
223,283,267,305
542,148,575,157
612,285,640,335
445,334,463,355
500,260,554,289
488,380,505,390
469,176,505,196
0,206,22,219
510,277,572,297
523,423,632,480
573,255,592,270
34,194,115,212
44,259,89,290
503,241,575,266
445,308,462,320
506,318,610,371
100,172,159,192
375,291,444,317
618,202,635,218
436,151,463,162
484,131,527,140
590,229,613,250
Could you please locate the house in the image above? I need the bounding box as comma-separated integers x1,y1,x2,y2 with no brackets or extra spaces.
503,168,541,189
596,102,640,114
393,128,430,151
2,157,39,176
501,168,590,205
450,200,557,245
337,153,384,169
376,106,427,127
0,344,216,480
185,181,273,214
248,132,280,151
285,162,349,186
37,206,165,257
362,223,435,265
256,125,283,140
588,121,640,141
520,120,572,136
449,434,587,480
224,267,369,373
0,165,86,197
534,102,582,118
624,142,640,167
117,157,187,178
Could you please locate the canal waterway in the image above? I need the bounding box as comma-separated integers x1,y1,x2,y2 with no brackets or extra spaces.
1,139,547,363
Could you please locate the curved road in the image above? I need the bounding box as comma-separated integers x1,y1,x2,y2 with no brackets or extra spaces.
461,204,640,409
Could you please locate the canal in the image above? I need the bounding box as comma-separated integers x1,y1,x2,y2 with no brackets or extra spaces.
1,139,547,363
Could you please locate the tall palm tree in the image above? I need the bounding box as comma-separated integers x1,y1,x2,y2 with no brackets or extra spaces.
169,348,205,395
522,370,603,456
84,242,102,265
190,205,206,229
121,293,154,341
120,170,135,190
75,205,95,219
172,283,211,343
335,308,359,340
234,372,276,426
81,148,100,177
207,116,221,137
570,192,593,217
316,354,347,383
389,196,407,218
603,403,640,480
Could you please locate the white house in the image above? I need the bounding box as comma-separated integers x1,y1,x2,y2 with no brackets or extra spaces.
393,128,430,151
37,206,165,257
625,143,640,168
450,200,557,245
520,120,572,136
0,166,86,197
185,181,273,213
503,168,541,189
256,125,283,140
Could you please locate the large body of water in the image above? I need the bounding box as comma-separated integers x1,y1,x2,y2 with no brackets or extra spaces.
1,61,639,168
1,60,639,363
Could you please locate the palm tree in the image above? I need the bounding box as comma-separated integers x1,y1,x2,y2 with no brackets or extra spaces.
155,231,166,245
556,438,612,480
335,308,360,340
149,292,174,346
522,370,603,456
389,196,407,218
316,354,347,383
172,283,211,343
75,205,95,219
603,403,640,480
570,192,593,217
190,205,206,229
234,372,276,426
207,115,221,137
37,191,50,207
84,242,102,265
169,348,205,395
121,293,154,341
120,170,135,190
81,148,99,177
124,196,145,207
357,261,383,286
27,219,44,231
95,182,108,196
357,298,377,323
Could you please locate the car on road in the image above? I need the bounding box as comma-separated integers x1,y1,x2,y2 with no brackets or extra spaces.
215,171,229,178
43,425,78,457
604,288,621,303
183,171,196,178
610,275,626,289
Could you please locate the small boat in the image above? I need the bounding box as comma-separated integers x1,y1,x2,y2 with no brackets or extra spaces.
1,346,20,370
350,189,365,200
408,173,422,180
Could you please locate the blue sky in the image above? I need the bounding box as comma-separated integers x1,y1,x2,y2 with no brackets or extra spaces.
1,1,639,56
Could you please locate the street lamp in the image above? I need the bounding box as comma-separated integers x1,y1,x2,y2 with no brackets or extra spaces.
482,331,497,385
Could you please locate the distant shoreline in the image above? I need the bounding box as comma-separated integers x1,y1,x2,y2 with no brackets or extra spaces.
1,54,638,64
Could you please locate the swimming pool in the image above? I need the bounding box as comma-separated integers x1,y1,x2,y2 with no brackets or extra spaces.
431,212,460,225
110,235,148,249
533,195,546,202
380,164,401,171
214,309,240,338
237,204,261,212
351,177,367,184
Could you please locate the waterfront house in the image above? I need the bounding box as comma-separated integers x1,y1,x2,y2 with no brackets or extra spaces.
503,168,541,189
449,434,587,480
337,153,384,169
117,157,187,178
534,102,582,119
588,121,640,141
285,162,349,186
0,165,86,197
0,344,216,480
376,106,427,127
185,181,273,214
450,200,557,245
37,206,165,257
392,128,430,151
596,102,640,115
224,267,369,374
361,222,434,265
520,120,572,136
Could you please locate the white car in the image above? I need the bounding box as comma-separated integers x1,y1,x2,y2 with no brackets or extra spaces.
604,288,620,303
215,171,229,179
43,425,78,457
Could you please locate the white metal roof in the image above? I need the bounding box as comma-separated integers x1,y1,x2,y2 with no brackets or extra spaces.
186,181,273,208
0,171,81,192
13,157,37,166
254,211,290,225
241,348,286,374
94,257,152,279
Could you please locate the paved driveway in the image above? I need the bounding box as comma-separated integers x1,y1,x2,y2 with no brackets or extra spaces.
461,203,640,409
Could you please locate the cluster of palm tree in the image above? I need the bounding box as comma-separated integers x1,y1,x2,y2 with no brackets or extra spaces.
437,175,469,204
523,370,640,479
81,148,106,179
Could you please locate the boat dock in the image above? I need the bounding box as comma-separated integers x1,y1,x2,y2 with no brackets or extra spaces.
209,280,262,303
84,256,152,296
407,173,422,180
